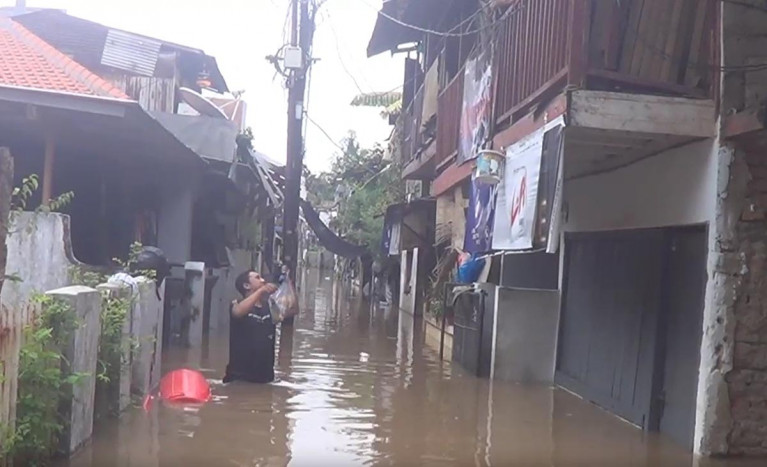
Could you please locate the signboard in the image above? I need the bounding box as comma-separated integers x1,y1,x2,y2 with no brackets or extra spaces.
458,57,492,164
492,117,565,251
464,180,498,254
542,126,565,254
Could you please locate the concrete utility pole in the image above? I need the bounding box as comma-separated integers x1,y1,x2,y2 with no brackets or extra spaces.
282,0,312,283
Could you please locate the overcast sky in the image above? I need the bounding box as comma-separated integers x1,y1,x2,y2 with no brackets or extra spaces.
1,0,402,173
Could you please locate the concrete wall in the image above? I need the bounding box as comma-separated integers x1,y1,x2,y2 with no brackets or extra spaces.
693,3,767,457
131,278,165,396
435,187,467,249
492,287,560,384
47,285,101,456
185,262,205,348
564,139,717,232
1,213,80,433
209,249,253,333
1,212,79,307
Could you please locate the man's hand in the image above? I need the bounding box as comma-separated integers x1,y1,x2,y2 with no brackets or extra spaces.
261,283,278,295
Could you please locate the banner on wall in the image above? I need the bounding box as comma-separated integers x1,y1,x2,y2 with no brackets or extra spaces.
458,57,493,164
464,180,498,254
542,126,565,254
492,117,565,251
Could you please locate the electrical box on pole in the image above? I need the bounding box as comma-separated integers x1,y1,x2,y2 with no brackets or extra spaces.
284,46,304,70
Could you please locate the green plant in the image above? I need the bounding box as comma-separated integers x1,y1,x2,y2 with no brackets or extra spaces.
93,293,132,419
11,174,74,215
1,294,85,466
69,266,107,288
97,294,131,384
429,295,445,319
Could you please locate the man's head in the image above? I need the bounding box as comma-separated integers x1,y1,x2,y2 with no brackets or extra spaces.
235,270,266,297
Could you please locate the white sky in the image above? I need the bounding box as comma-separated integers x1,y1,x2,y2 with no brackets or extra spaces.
1,0,403,173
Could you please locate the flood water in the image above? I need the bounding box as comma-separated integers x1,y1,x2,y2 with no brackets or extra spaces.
63,269,763,467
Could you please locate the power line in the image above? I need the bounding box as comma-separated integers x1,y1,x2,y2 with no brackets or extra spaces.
305,112,345,152
354,0,524,38
321,6,368,94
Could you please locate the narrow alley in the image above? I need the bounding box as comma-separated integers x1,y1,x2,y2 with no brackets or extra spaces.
57,269,760,467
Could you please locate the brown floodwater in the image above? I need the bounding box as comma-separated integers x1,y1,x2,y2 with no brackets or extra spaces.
62,270,764,467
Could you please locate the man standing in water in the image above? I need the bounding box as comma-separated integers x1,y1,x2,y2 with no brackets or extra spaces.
223,270,278,384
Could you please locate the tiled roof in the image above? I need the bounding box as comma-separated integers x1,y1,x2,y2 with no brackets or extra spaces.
0,17,128,99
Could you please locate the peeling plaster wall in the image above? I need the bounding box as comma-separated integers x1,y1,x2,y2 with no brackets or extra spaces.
698,141,767,456
694,0,767,456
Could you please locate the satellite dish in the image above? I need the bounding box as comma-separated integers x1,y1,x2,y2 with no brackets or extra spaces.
178,87,227,119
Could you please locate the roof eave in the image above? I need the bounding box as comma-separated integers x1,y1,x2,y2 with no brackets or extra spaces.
0,84,132,117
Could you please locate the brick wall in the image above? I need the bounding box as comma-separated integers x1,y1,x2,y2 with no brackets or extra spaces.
717,1,767,455
727,149,767,455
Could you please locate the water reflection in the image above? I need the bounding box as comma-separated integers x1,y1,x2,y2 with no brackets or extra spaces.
62,268,764,467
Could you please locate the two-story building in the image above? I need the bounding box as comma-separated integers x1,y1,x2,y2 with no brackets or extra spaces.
368,0,767,457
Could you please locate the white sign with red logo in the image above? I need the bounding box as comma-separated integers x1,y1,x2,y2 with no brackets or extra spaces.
492,129,544,250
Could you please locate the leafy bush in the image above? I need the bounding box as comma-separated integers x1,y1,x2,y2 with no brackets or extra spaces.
1,294,84,466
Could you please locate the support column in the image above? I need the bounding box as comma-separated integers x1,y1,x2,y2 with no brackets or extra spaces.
41,137,55,205
185,261,206,349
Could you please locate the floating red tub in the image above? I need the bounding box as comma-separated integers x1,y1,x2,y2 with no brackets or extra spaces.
143,368,211,412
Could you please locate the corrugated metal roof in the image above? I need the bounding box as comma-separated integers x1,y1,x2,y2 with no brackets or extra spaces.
101,29,161,76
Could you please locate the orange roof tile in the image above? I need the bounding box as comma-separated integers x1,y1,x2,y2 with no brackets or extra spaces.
0,17,128,99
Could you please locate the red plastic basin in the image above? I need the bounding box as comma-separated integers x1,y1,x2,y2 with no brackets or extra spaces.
159,368,211,403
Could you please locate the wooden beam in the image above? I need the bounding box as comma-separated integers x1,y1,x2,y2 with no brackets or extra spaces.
431,161,474,198
493,93,567,149
568,90,716,138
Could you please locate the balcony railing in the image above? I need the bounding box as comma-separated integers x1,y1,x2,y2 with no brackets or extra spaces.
495,0,571,125
435,72,464,167
494,0,717,126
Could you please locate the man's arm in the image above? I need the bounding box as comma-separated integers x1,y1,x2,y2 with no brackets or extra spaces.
232,284,277,318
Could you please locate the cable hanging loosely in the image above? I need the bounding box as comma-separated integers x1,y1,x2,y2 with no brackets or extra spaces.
355,0,525,38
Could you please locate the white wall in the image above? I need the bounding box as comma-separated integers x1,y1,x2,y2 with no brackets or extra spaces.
564,139,717,232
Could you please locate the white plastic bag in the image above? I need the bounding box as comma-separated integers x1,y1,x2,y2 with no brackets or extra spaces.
268,279,298,323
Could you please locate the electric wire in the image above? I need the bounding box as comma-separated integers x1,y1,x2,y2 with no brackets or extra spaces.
305,112,346,153
353,0,524,38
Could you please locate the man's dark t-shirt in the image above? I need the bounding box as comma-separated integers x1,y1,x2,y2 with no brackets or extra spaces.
223,303,276,384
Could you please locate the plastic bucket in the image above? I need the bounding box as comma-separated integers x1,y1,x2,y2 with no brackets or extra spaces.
159,368,211,403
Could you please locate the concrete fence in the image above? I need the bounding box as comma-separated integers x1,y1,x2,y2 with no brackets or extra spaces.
0,212,166,459
0,213,82,443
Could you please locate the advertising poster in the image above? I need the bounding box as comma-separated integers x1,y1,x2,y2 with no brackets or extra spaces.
458,57,492,163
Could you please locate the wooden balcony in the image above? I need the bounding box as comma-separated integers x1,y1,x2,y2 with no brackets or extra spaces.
494,0,717,127
435,72,463,168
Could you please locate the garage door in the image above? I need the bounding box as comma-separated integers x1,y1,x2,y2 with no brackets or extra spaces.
556,230,665,427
